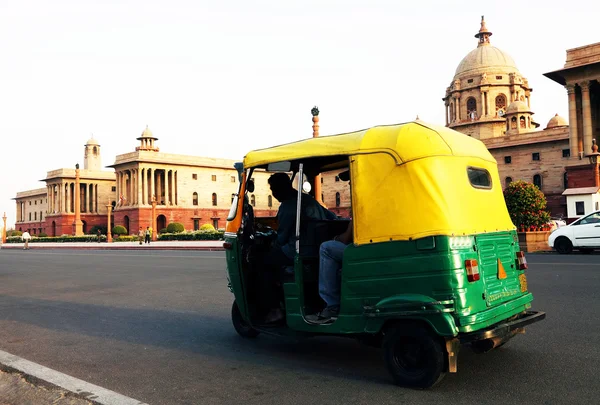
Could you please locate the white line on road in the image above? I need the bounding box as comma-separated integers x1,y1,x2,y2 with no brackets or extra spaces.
2,251,224,259
0,349,148,405
530,262,599,266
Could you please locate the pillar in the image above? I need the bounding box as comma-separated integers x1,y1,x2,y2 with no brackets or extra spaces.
151,197,157,241
566,84,580,159
150,168,155,203
73,164,83,236
2,212,7,244
106,203,113,243
581,81,593,158
141,168,146,205
311,107,323,205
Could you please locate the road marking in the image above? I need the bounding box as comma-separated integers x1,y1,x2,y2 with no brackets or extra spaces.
0,349,148,405
1,251,224,259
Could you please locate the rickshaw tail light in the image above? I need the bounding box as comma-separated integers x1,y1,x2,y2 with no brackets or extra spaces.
223,242,233,250
465,259,480,282
516,251,528,270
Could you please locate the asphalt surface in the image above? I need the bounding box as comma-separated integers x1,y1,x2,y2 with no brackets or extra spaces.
0,249,598,405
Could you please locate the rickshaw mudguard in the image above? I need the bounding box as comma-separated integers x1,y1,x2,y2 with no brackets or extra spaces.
363,293,458,337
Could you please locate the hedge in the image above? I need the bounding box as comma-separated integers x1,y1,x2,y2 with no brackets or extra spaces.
158,230,224,241
5,235,106,243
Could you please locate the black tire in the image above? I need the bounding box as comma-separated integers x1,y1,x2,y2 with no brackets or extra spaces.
232,301,259,338
579,248,594,254
383,324,446,389
555,237,573,254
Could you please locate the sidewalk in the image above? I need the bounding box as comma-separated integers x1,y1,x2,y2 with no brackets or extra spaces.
0,240,225,251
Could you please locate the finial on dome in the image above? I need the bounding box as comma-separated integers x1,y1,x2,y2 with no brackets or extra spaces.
415,115,420,121
475,15,492,47
593,138,598,154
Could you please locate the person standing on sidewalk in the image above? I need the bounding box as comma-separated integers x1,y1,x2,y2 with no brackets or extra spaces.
97,229,102,243
138,227,145,245
21,231,31,250
144,227,151,244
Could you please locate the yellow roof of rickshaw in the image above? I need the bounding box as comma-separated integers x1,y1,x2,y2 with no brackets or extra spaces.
243,121,496,168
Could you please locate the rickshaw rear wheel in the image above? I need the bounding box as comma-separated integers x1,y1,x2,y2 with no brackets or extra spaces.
232,301,260,339
383,324,446,389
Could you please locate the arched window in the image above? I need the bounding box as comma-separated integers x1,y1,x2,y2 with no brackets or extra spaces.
533,174,542,189
467,97,477,115
192,192,198,206
527,116,531,128
335,192,341,207
495,94,507,112
93,146,98,155
511,117,517,129
520,95,525,102
520,116,526,128
212,193,218,206
268,195,272,207
250,194,255,206
505,177,513,188
563,172,568,189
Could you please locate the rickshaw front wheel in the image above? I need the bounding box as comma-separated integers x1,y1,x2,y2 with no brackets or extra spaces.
383,324,446,389
232,301,260,339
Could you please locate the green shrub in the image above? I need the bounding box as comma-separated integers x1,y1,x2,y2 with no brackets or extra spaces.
5,235,106,243
200,223,215,231
8,230,22,237
89,225,107,235
112,225,128,235
166,222,185,233
504,180,551,229
114,235,136,242
158,230,224,241
158,228,168,234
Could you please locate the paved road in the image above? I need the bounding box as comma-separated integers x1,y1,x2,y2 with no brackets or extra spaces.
0,249,598,405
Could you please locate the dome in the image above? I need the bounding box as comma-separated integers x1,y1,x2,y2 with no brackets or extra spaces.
86,138,99,146
140,126,153,138
545,113,568,129
506,100,531,114
454,46,518,78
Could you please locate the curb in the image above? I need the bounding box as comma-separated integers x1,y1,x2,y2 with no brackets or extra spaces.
1,245,225,251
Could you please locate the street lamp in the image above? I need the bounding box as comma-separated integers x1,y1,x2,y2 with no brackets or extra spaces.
2,212,7,244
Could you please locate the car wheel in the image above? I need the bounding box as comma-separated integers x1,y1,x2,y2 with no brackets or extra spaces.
231,301,260,338
579,248,594,254
383,324,446,389
555,237,573,254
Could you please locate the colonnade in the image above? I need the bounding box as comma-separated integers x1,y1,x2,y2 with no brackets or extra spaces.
115,168,178,207
566,80,599,159
46,182,100,214
446,89,532,125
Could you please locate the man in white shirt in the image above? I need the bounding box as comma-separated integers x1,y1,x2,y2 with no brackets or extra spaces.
21,231,31,250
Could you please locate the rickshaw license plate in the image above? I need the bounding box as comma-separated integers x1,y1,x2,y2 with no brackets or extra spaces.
519,273,528,292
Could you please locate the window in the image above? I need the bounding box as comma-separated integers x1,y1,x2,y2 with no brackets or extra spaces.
467,79,473,84
194,219,199,231
320,177,323,183
467,97,477,114
250,194,255,206
504,156,512,164
212,193,218,206
35,200,37,205
268,195,272,208
511,117,517,129
563,172,568,189
575,201,585,216
496,75,503,80
192,174,197,180
580,212,600,224
40,211,43,220
335,192,341,207
34,212,37,220
520,116,526,128
533,174,542,189
29,201,31,205
505,177,513,188
562,149,570,158
29,213,31,220
192,192,198,206
495,94,506,111
211,175,216,181
335,176,340,182
532,152,540,161
112,186,116,192
230,176,235,183
467,167,492,189
213,219,219,229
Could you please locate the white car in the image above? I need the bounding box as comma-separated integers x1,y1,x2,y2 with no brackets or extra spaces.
548,210,600,254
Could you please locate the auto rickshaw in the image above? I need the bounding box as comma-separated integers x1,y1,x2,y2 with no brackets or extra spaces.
223,120,545,388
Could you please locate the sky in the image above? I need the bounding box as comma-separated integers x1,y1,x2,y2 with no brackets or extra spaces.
1,0,598,229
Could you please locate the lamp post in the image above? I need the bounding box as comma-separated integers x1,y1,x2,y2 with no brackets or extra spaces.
2,212,7,244
151,195,157,241
584,139,600,187
72,163,84,236
106,203,113,243
311,106,323,205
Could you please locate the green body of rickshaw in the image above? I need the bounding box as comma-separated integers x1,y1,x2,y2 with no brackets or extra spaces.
223,120,545,388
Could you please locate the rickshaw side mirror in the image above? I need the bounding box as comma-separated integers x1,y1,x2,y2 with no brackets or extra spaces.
247,179,255,193
302,181,312,193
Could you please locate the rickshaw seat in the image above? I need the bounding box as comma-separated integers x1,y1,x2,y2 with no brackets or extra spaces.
299,219,351,258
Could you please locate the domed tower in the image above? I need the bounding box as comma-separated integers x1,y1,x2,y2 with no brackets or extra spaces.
84,137,101,171
443,16,534,140
136,125,159,152
504,100,539,135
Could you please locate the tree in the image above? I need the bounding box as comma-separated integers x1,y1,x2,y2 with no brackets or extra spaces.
166,222,185,233
503,180,551,230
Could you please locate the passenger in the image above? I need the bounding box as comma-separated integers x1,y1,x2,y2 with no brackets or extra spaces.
262,172,335,323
